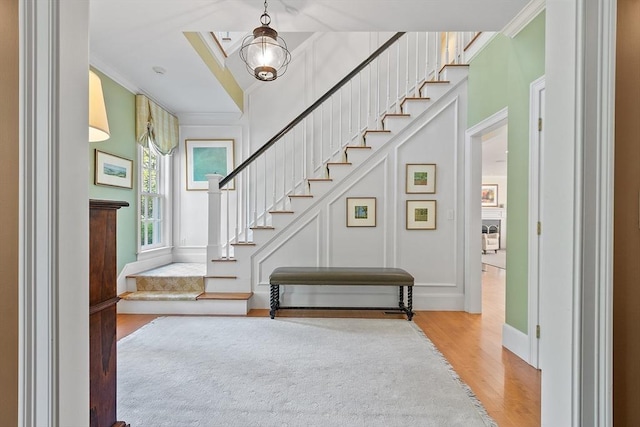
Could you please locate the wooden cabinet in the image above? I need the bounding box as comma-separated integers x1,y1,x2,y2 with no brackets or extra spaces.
89,199,129,427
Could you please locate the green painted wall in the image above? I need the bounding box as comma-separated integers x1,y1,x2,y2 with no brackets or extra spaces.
468,13,545,333
89,68,137,274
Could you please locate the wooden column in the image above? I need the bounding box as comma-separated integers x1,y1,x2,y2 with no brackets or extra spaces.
614,0,640,424
0,0,19,424
89,199,129,427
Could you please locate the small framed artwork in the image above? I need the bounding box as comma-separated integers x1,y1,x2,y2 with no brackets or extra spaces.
406,200,436,230
185,139,235,190
346,197,376,227
481,184,498,207
94,150,133,189
406,163,436,194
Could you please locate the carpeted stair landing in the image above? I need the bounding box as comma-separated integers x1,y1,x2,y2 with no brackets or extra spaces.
121,263,206,301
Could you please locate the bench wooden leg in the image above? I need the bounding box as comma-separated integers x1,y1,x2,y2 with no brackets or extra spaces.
407,287,413,321
269,285,279,319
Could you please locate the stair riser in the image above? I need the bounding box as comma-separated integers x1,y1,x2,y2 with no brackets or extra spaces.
363,133,391,149
205,277,251,293
327,165,352,181
383,116,412,134
344,149,371,165
253,229,276,246
118,299,249,315
288,197,315,211
307,180,334,197
208,260,238,277
420,84,449,100
439,66,468,83
270,213,296,229
401,99,430,116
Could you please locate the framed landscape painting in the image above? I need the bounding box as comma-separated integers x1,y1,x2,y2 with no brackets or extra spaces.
185,139,235,190
481,184,498,207
406,200,436,230
94,150,133,189
346,197,376,227
406,163,436,194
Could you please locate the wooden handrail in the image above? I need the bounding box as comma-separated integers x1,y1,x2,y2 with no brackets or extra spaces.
219,32,406,188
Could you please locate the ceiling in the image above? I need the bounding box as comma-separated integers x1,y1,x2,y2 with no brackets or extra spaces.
89,0,529,117
481,125,508,177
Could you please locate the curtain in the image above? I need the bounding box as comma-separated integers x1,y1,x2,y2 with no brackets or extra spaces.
135,94,179,155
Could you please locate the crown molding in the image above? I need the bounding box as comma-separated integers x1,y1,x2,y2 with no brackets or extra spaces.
501,0,546,38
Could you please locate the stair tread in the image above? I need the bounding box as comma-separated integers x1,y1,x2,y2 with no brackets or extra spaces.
231,242,256,246
205,275,238,279
383,113,411,117
419,79,450,91
212,258,237,262
307,178,333,181
197,292,253,301
269,210,294,214
288,194,313,198
327,162,352,166
438,63,469,74
250,226,275,230
344,146,372,150
363,129,391,134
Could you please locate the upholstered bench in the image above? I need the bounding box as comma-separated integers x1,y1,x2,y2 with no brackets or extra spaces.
269,267,414,320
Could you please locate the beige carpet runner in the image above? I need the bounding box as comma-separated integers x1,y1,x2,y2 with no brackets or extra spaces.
121,263,205,301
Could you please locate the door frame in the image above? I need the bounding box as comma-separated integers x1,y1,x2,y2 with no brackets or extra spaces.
528,75,545,368
464,107,508,313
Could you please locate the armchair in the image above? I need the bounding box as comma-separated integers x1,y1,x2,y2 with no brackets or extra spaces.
482,232,500,254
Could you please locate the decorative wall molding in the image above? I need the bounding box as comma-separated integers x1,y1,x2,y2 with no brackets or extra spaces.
463,32,500,64
502,0,546,38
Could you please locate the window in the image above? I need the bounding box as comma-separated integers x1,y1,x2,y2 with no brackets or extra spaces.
139,144,169,251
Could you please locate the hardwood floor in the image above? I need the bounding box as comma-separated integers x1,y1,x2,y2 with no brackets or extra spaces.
116,264,540,426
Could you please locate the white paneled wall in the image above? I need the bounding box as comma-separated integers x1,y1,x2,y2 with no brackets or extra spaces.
250,86,468,310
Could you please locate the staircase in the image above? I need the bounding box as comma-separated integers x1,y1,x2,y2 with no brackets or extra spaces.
206,60,469,312
120,31,475,315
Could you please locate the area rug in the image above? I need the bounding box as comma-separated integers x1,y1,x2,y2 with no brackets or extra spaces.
482,249,506,269
117,317,496,427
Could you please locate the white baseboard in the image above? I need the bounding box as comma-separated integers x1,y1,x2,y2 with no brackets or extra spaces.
172,246,206,263
502,322,531,364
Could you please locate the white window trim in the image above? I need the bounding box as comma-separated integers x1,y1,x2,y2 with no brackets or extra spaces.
137,143,172,256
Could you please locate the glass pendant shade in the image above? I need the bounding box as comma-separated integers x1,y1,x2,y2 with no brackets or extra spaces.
239,3,291,81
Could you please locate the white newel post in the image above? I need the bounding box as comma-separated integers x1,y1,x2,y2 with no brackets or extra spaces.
207,174,224,275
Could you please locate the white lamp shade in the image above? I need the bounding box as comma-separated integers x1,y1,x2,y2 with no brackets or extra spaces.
89,70,110,142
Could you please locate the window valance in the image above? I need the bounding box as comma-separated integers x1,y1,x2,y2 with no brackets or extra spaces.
135,94,179,155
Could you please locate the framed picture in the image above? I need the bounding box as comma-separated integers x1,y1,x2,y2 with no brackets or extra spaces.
481,184,498,207
406,200,436,230
185,139,235,190
406,163,436,193
94,150,133,189
346,197,376,227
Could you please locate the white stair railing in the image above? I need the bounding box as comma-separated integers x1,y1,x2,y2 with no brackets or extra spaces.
207,31,479,269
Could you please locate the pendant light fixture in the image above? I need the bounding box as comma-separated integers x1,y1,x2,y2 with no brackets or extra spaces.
239,0,291,81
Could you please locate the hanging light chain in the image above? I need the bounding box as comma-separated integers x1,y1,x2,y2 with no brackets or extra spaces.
260,0,271,26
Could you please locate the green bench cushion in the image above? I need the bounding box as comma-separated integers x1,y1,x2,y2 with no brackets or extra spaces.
269,267,414,286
